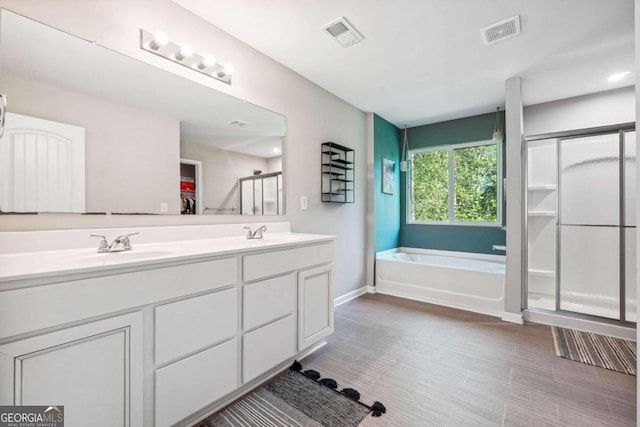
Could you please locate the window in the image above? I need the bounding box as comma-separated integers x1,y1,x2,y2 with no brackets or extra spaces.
408,140,501,225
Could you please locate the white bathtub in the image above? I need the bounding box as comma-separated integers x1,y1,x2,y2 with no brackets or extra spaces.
376,248,506,318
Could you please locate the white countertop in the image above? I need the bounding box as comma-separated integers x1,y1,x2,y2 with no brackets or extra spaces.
0,232,334,285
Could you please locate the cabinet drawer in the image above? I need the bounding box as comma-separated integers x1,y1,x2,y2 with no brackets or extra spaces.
242,315,295,383
243,243,332,282
155,338,237,427
0,257,238,340
155,288,237,365
243,274,295,331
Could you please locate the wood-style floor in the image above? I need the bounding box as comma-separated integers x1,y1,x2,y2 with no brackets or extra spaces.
302,293,636,427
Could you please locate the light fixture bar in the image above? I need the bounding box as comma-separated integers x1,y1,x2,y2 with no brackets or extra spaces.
140,29,233,85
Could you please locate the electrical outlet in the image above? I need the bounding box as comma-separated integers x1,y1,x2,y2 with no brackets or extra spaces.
160,202,168,213
301,196,308,210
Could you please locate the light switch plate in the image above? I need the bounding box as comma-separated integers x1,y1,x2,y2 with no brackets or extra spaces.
301,196,308,210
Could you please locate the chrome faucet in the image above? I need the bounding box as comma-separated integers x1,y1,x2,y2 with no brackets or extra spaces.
90,232,139,253
243,225,267,240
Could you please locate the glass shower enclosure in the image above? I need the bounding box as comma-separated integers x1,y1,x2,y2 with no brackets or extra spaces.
239,172,283,215
525,125,636,323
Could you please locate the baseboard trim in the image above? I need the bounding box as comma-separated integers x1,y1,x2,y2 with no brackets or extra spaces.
376,287,503,320
501,311,524,325
524,309,636,340
367,285,376,293
334,286,367,307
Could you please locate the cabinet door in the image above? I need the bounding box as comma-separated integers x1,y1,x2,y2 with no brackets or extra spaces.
155,339,238,427
242,315,295,384
243,274,295,331
297,265,334,351
155,287,237,365
0,312,142,427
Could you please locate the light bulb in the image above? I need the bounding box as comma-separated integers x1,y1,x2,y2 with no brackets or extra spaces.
175,44,194,61
218,63,234,78
196,55,216,70
273,147,281,154
149,31,168,50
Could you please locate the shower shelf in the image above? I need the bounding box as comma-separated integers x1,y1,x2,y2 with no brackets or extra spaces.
528,269,555,277
528,211,556,217
528,185,556,191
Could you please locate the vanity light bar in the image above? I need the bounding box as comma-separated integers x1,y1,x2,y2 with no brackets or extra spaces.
140,29,233,85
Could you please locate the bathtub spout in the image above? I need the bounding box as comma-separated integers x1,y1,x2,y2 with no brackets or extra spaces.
492,245,506,252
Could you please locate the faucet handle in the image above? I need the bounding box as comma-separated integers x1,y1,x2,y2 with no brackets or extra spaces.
243,226,253,239
119,232,139,250
90,234,109,253
255,225,267,239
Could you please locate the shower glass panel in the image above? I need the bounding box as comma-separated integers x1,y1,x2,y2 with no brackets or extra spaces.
559,133,620,319
241,179,254,215
262,175,278,215
624,131,636,321
560,134,619,225
560,226,620,318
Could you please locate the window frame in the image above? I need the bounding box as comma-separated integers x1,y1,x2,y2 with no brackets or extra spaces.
406,139,503,227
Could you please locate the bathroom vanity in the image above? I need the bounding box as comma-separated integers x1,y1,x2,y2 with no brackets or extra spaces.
0,224,334,427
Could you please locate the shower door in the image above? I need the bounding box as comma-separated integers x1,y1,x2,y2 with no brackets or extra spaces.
525,126,636,323
559,133,621,319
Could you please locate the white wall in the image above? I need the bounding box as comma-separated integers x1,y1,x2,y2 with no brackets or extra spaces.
3,75,180,214
0,0,367,298
267,157,282,173
524,86,635,135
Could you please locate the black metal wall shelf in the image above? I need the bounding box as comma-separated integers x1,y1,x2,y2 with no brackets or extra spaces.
321,142,354,203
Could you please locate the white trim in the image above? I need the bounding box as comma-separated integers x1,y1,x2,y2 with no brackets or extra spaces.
180,158,204,215
367,285,376,293
501,311,524,324
376,287,504,319
334,286,367,307
407,139,502,226
377,246,505,263
524,309,636,340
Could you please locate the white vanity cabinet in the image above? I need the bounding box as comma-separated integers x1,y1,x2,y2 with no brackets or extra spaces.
154,287,239,427
0,312,143,427
241,242,333,382
0,234,334,427
298,265,334,351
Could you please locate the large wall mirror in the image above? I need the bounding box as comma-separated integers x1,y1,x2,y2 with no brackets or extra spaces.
0,10,286,216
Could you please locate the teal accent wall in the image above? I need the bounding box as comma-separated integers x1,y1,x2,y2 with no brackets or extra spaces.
400,111,506,254
374,114,401,253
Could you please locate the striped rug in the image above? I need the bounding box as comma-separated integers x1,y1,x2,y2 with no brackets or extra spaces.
195,364,384,426
551,326,637,376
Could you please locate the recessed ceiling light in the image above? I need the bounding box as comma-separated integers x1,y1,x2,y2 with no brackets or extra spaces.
608,71,630,82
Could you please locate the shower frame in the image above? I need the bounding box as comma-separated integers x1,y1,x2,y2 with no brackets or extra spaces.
522,122,636,327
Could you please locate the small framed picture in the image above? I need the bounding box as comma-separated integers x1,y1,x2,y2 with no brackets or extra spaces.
381,157,395,194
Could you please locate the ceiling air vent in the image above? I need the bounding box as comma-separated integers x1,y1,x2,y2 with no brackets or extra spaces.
321,16,364,47
481,15,521,45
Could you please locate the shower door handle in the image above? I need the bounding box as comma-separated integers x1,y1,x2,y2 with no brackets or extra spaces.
0,94,6,138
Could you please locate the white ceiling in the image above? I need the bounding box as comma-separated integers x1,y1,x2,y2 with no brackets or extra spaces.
173,0,635,127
